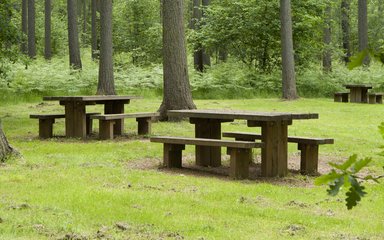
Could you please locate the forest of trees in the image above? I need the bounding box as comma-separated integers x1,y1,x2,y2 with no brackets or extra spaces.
1,0,384,100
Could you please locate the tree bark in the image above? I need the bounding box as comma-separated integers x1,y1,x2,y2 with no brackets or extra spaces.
44,0,52,60
158,0,196,120
0,122,17,162
96,0,115,95
323,2,332,73
192,0,211,72
280,0,297,100
91,0,98,59
358,0,370,65
341,0,351,64
27,0,36,59
67,0,83,69
21,0,28,54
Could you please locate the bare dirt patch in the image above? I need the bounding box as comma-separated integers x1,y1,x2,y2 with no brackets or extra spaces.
124,153,348,187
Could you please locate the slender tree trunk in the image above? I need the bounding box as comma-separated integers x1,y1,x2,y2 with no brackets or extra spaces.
192,0,210,72
21,0,28,54
67,0,82,69
323,2,332,73
158,0,196,120
358,0,370,65
0,122,17,162
341,0,351,64
27,0,36,59
44,0,52,60
91,0,98,59
96,0,115,95
280,0,297,100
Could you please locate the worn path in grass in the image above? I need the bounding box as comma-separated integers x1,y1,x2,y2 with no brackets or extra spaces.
0,98,383,239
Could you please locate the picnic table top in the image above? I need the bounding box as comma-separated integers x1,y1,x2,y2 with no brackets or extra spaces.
167,109,319,121
43,95,141,102
343,84,373,89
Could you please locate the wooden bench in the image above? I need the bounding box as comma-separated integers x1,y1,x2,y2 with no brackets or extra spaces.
222,132,334,175
334,92,349,102
150,136,264,179
368,93,383,104
90,112,160,140
30,112,99,139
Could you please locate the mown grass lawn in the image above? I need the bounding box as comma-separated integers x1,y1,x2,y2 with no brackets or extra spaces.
0,98,383,239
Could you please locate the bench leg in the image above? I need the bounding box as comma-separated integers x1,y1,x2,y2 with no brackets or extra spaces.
99,120,115,140
227,148,251,179
86,116,93,135
341,94,349,102
298,144,319,175
376,96,383,104
137,117,151,135
334,95,342,102
39,119,55,139
163,144,185,168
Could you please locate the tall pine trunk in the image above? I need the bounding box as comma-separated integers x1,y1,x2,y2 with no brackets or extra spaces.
91,0,98,59
21,0,28,54
67,0,82,69
341,0,351,63
96,0,115,95
44,0,52,60
27,0,36,59
158,0,196,120
323,2,332,73
358,0,370,65
280,0,298,100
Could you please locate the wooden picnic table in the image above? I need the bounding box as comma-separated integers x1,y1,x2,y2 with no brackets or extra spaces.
43,95,141,138
167,109,319,177
344,84,372,103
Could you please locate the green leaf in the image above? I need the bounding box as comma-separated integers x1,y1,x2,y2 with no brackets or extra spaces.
314,170,341,185
349,176,367,197
345,187,361,210
352,157,372,173
327,176,344,196
329,154,357,171
348,49,369,70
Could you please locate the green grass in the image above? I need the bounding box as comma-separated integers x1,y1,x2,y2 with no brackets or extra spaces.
0,98,383,239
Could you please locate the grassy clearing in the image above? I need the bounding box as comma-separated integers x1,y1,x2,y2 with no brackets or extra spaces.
0,98,383,239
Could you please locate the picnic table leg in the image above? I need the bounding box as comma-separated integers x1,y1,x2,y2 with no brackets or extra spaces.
64,101,87,138
190,118,222,167
361,88,369,103
349,88,360,103
104,101,125,135
248,120,290,177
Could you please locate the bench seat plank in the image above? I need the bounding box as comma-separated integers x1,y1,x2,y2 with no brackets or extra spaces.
150,136,263,148
91,112,159,139
222,132,334,175
90,112,159,120
30,112,99,138
150,136,263,179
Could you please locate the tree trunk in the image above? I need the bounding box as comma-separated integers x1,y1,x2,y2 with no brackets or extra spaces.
27,0,36,59
280,0,297,100
96,0,115,95
21,0,28,54
67,0,83,69
158,0,196,120
358,0,370,65
91,0,98,60
341,0,351,64
192,0,210,72
44,0,52,60
0,122,17,162
323,2,332,73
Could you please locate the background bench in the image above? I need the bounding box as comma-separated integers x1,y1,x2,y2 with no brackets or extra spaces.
90,112,159,140
334,92,349,102
30,112,99,138
222,132,334,175
368,93,383,104
150,136,264,179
